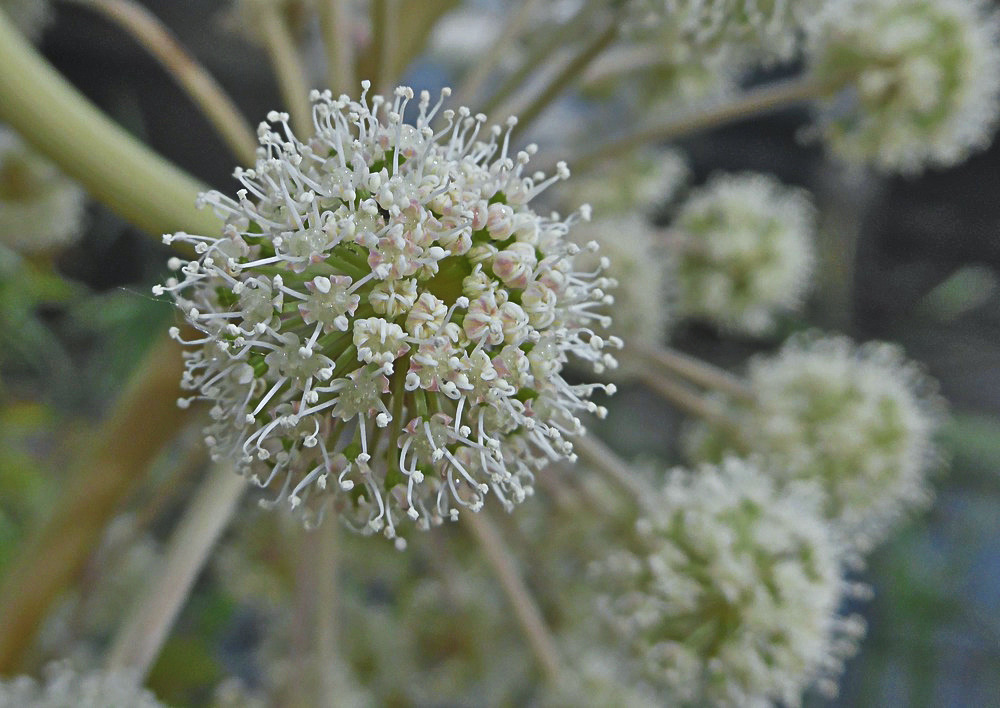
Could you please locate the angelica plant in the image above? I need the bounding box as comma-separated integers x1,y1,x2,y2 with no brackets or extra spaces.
0,0,996,705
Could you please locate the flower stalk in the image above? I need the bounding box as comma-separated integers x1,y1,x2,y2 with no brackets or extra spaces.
105,464,246,680
255,0,313,137
0,335,190,674
64,0,258,165
463,510,564,683
559,76,823,173
0,8,218,239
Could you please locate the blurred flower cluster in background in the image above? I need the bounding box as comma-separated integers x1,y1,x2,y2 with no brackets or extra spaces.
1,0,1000,705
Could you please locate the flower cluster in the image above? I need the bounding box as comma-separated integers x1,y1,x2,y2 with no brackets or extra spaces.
688,334,944,551
670,172,816,336
595,457,862,706
807,0,1000,174
0,127,85,253
628,0,822,63
158,84,616,545
0,663,163,708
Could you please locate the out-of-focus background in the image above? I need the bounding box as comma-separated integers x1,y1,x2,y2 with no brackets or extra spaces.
1,1,999,704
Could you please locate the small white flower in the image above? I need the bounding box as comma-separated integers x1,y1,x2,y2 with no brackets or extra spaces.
806,0,1000,173
670,172,816,337
687,333,945,552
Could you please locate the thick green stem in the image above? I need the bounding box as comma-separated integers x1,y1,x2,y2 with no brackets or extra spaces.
105,464,246,680
0,336,191,674
63,0,258,165
0,8,218,238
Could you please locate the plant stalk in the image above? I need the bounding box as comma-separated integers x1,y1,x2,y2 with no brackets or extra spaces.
463,511,563,683
629,344,752,400
0,335,190,674
256,0,314,137
0,8,218,239
64,0,258,165
105,465,246,680
318,0,355,96
561,76,822,173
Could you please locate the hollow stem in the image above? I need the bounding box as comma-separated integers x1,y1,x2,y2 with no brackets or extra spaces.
105,465,246,680
0,8,218,239
256,0,314,137
572,434,657,516
463,511,563,683
561,76,823,173
64,0,257,165
318,0,355,96
0,335,190,673
629,343,752,400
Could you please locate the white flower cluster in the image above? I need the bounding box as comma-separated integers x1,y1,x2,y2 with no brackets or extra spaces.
0,127,86,253
595,457,862,706
628,0,823,62
807,0,1000,174
158,84,617,545
742,334,944,549
670,172,815,337
0,664,163,708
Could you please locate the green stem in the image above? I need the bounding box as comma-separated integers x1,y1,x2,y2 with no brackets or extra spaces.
0,8,219,239
105,465,246,680
476,0,603,116
572,434,657,515
559,76,823,174
0,335,191,674
63,0,258,165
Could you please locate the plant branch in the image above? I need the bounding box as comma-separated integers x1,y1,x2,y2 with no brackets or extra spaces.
629,344,752,400
557,76,822,173
318,0,355,96
452,0,541,109
105,465,246,680
463,510,563,683
0,335,191,674
0,8,219,239
572,434,657,515
506,20,619,137
639,369,739,432
255,0,314,137
64,0,257,165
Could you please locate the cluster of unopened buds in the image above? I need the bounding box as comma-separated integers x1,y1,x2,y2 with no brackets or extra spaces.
156,83,618,546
